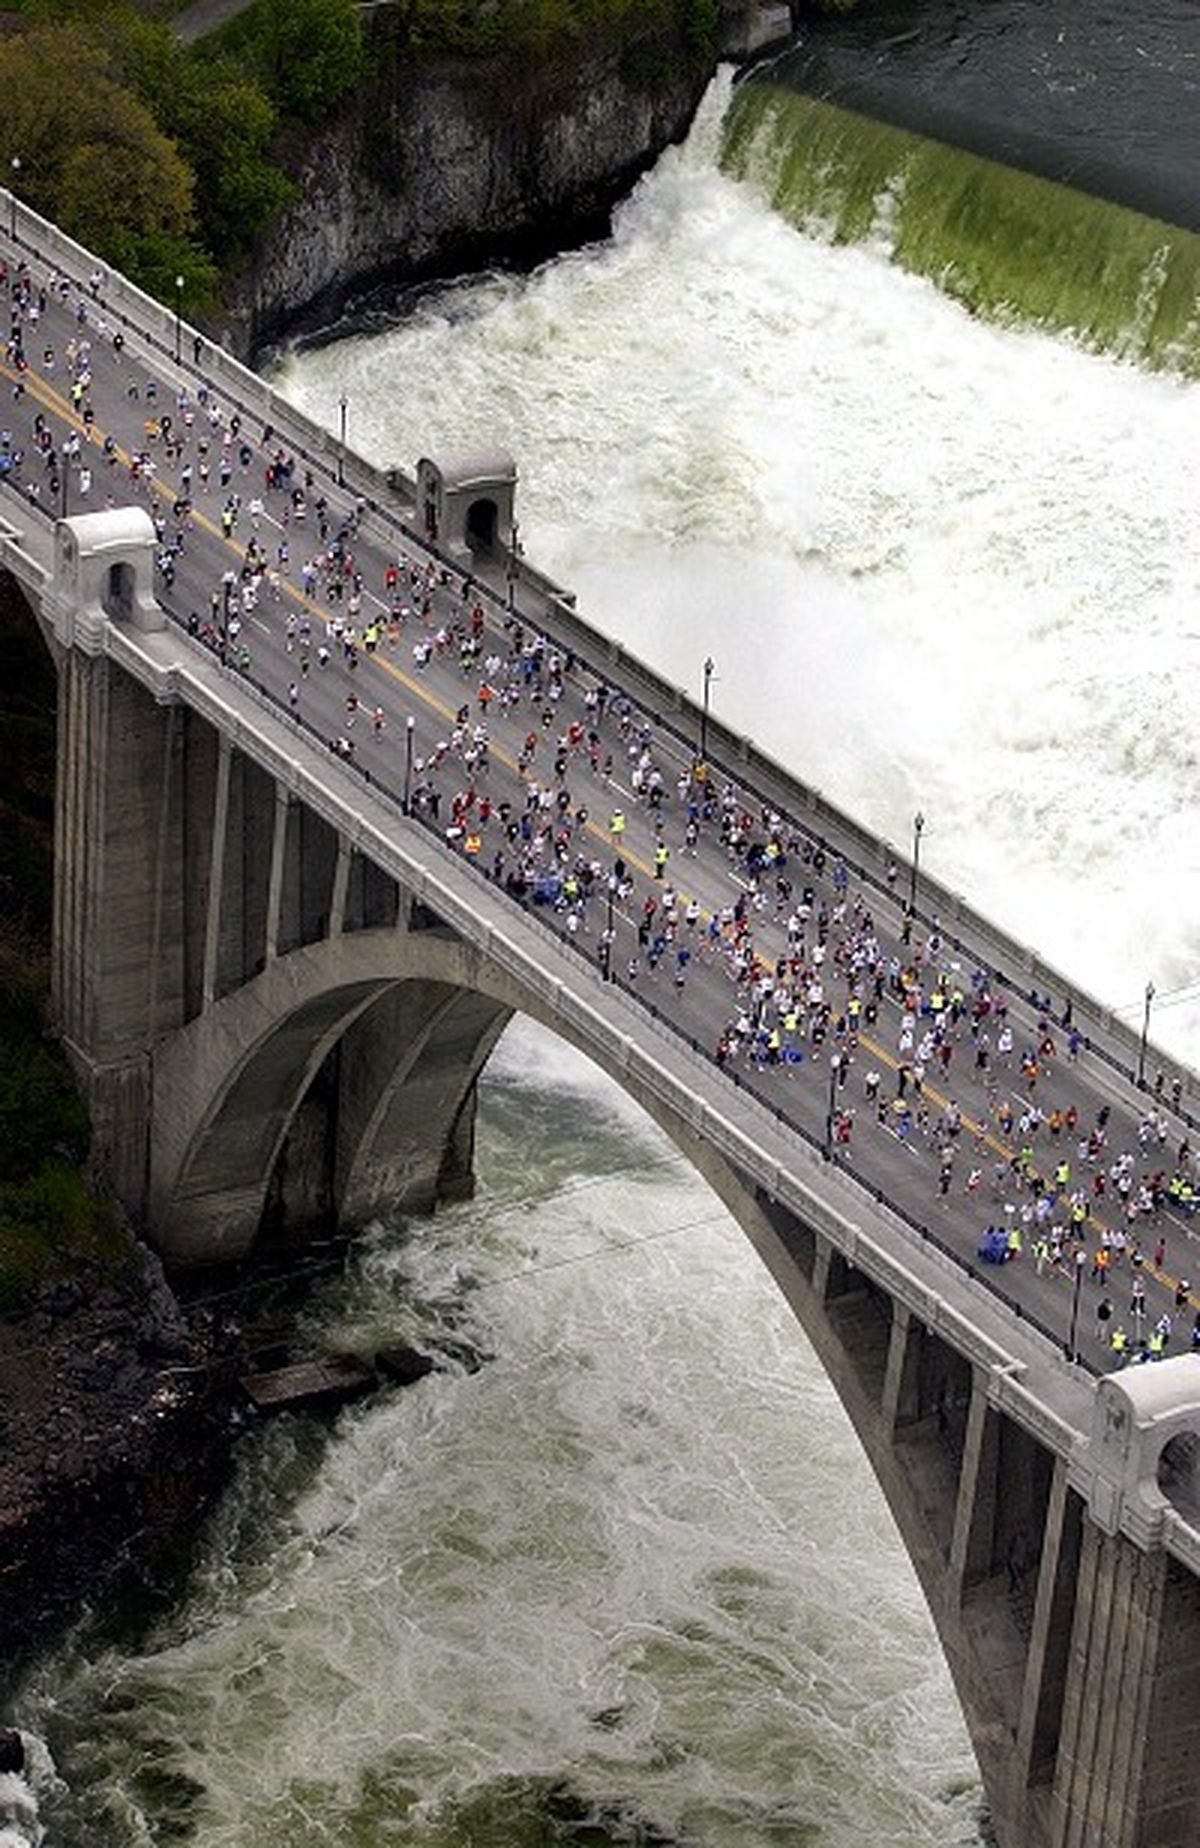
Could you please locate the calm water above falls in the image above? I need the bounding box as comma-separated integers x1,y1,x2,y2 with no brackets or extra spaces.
763,0,1200,230
15,46,1200,1848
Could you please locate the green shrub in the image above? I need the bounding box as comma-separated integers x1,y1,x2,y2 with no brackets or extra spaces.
0,1040,90,1184
215,0,366,123
684,0,719,57
0,1166,127,1315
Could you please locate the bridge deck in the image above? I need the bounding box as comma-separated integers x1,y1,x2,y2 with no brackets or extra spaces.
1,210,1195,1399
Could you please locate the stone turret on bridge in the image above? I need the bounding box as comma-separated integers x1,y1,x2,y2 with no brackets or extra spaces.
416,449,516,557
52,508,162,648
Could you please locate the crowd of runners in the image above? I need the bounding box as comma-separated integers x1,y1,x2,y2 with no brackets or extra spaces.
4,250,1199,1370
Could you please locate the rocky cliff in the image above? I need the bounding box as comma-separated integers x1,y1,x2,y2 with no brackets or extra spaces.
225,32,713,358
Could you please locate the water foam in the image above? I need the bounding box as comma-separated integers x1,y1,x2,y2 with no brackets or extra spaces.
278,72,1200,1053
22,1026,980,1846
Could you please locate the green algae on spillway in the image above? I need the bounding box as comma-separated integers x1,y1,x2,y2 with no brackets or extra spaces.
721,85,1200,377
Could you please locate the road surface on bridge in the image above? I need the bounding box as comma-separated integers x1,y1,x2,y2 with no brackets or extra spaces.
2,232,1197,1378
173,0,258,45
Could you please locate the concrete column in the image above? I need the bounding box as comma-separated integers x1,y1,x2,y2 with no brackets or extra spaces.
145,705,183,1041
329,834,351,938
277,799,339,952
881,1302,914,1431
51,648,80,1038
949,1369,1000,1599
52,650,106,1048
180,710,220,1022
51,654,188,1219
201,733,232,1009
1139,1554,1200,1844
1014,1460,1074,1796
812,1232,833,1303
264,784,290,963
1050,1519,1170,1848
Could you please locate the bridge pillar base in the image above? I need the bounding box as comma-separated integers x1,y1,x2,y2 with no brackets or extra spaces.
1050,1518,1200,1847
66,1047,151,1224
433,1087,479,1206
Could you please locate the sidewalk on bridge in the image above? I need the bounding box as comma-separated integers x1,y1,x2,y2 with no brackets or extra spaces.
173,0,255,45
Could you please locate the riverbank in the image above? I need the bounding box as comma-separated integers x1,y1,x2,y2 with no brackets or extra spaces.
0,580,244,1675
0,1250,241,1677
222,11,717,358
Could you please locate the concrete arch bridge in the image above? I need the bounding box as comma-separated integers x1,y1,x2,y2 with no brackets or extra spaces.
3,503,1193,1848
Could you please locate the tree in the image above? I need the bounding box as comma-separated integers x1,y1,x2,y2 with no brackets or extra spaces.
221,0,366,122
175,67,294,260
0,27,195,249
111,12,294,260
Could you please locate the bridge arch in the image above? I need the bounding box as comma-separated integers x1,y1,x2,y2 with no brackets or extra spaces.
148,924,1049,1836
150,925,708,1268
1158,1430,1200,1517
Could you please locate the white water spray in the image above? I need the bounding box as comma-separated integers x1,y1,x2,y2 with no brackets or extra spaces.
281,69,1200,1051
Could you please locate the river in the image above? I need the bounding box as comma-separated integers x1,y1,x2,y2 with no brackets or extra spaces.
12,33,1200,1848
763,0,1200,231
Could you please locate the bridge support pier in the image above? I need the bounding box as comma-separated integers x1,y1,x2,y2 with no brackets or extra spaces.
53,650,187,1218
1050,1518,1200,1847
949,1367,1002,1598
1014,1459,1077,1800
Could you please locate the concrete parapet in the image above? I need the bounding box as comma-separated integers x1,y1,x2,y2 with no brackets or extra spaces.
721,2,794,60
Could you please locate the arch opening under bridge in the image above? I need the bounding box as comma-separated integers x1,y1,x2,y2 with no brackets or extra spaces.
148,926,1102,1846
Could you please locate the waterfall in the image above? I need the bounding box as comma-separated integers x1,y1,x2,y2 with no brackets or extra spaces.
722,84,1200,374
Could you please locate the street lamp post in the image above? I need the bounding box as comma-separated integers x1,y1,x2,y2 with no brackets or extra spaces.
1138,980,1155,1087
507,519,520,612
700,656,715,765
824,1052,841,1161
909,810,925,917
403,715,415,815
9,155,20,241
1067,1246,1087,1363
173,273,184,365
605,872,617,982
337,393,348,488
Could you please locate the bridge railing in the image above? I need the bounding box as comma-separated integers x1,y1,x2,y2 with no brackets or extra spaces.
0,510,51,592
5,188,1190,1127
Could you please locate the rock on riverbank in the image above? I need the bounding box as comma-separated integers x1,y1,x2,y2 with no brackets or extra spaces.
225,30,714,357
0,1247,238,1674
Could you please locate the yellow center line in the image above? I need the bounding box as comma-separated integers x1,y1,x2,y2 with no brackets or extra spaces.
6,353,666,881
15,357,1193,1331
